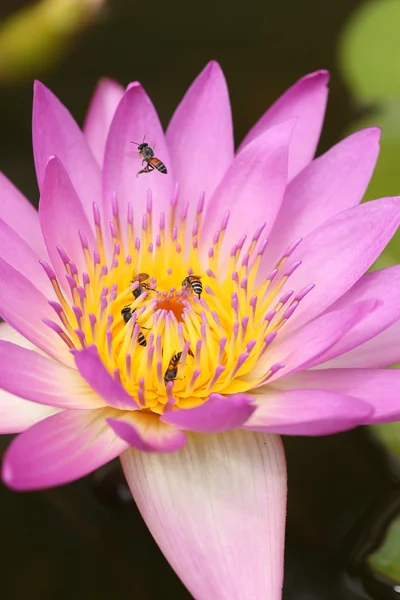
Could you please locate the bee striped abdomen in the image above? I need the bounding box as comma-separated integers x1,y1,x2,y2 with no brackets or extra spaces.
150,157,167,174
182,275,203,299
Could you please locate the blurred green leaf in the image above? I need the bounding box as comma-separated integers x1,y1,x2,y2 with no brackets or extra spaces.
349,105,400,265
0,0,105,84
368,513,400,582
371,422,400,459
339,0,400,103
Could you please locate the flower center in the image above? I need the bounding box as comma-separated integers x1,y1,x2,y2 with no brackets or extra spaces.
41,189,314,414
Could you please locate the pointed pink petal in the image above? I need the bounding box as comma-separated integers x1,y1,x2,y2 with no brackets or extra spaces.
33,81,102,224
313,266,400,365
266,128,381,268
39,156,96,292
161,393,256,432
0,217,52,296
238,71,329,180
2,408,129,490
166,61,234,224
73,346,137,410
322,319,400,369
265,197,400,331
0,341,104,409
107,412,186,452
83,78,124,167
244,389,372,435
103,83,173,240
0,258,73,366
280,368,400,424
0,172,46,256
202,120,294,260
121,431,286,600
254,299,378,383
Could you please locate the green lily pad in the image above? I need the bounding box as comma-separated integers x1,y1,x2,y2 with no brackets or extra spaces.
339,0,400,103
368,514,400,582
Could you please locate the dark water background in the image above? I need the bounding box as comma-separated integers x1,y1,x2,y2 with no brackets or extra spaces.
0,1,398,598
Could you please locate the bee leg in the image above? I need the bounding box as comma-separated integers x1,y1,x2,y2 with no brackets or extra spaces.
137,165,150,177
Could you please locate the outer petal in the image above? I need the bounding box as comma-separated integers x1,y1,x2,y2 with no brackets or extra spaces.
161,393,256,432
166,61,234,223
0,172,46,256
0,217,52,296
279,369,400,424
73,346,137,410
39,156,96,292
121,431,287,600
202,120,294,263
33,81,102,224
321,320,400,369
0,341,105,409
0,322,59,433
313,266,400,365
102,83,173,242
266,128,381,268
264,197,400,331
2,408,129,490
83,78,124,167
244,389,373,435
107,411,186,452
0,390,60,434
0,258,73,366
238,71,329,180
252,299,378,383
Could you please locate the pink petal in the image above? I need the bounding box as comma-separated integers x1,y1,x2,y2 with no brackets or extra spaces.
238,71,329,180
244,389,373,435
265,197,400,331
39,156,96,292
0,172,46,257
102,83,173,242
166,61,234,224
32,81,102,224
314,265,400,365
266,128,381,268
280,368,400,424
83,78,124,167
254,299,378,383
202,120,294,262
2,408,129,490
107,411,186,452
322,320,400,369
161,393,256,432
0,217,52,296
73,346,137,410
0,258,73,366
0,389,60,434
0,341,104,409
121,431,286,600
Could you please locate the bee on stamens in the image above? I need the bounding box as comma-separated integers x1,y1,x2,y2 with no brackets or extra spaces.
131,272,155,300
131,136,168,177
182,275,203,299
120,306,148,347
164,352,183,385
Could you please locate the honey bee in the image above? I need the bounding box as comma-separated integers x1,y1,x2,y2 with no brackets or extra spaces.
164,352,182,385
120,306,148,347
132,272,153,300
182,275,203,299
131,137,167,177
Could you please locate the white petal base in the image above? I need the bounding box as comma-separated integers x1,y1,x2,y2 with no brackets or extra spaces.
121,430,287,600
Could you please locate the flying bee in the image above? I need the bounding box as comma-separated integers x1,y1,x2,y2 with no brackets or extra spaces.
131,137,167,177
131,272,155,300
120,306,148,347
182,275,203,299
164,352,183,385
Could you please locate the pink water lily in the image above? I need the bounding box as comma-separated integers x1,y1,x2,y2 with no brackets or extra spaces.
1,61,400,599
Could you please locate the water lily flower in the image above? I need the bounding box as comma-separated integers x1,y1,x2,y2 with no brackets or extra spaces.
2,61,400,599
